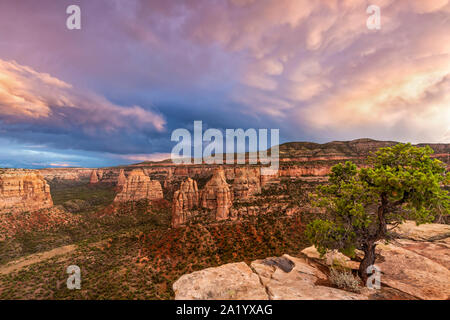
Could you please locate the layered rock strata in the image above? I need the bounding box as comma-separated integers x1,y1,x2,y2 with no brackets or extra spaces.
0,169,53,213
89,169,99,184
200,168,233,220
232,167,261,199
114,169,163,202
172,178,200,227
117,169,126,188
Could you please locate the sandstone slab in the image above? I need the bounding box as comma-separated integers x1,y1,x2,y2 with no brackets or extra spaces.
301,246,359,270
391,221,450,241
172,178,200,227
251,255,366,300
375,243,450,300
173,262,268,300
396,239,450,269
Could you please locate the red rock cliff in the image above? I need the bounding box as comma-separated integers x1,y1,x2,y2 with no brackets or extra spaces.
0,169,53,213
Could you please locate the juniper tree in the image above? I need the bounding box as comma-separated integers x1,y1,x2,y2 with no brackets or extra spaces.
306,143,449,281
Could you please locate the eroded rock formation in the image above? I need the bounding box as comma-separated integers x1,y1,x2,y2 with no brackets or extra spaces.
0,169,53,213
117,169,126,188
89,169,99,184
200,168,233,220
172,178,200,227
114,169,163,202
232,167,261,199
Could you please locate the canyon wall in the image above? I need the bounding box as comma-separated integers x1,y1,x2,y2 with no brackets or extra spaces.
40,168,92,182
0,169,53,213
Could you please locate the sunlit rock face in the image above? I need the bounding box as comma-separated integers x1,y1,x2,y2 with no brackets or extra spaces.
114,169,163,202
172,178,200,227
116,169,126,188
0,169,53,213
89,169,99,184
232,167,261,200
200,168,233,220
39,168,92,182
173,255,367,300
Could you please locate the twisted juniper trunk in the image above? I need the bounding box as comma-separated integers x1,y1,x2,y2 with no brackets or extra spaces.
359,193,388,282
358,242,376,282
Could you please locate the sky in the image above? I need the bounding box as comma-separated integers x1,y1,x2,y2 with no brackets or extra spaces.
0,0,449,168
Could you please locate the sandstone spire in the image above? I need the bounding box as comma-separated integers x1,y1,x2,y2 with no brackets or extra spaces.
117,169,126,187
114,169,163,202
89,169,99,184
201,167,233,220
172,178,200,227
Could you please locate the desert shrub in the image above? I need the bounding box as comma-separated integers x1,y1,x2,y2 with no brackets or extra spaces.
329,267,362,293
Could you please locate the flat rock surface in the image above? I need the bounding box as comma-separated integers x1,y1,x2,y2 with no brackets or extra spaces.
375,243,450,300
173,222,450,300
251,254,367,300
301,246,359,270
172,262,268,300
395,239,450,269
391,221,450,241
173,255,368,300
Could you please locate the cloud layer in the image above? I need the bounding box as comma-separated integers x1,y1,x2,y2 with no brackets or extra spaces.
0,0,449,167
0,59,165,154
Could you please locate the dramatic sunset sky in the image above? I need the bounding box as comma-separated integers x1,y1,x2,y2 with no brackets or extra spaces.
0,0,449,168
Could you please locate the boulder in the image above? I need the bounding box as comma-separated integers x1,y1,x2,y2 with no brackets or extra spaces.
173,262,268,300
173,255,368,300
251,255,367,300
301,246,359,270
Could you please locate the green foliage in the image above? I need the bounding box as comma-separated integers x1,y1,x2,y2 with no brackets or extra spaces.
306,143,449,257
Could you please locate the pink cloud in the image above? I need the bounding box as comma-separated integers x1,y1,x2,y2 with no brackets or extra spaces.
0,59,166,133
